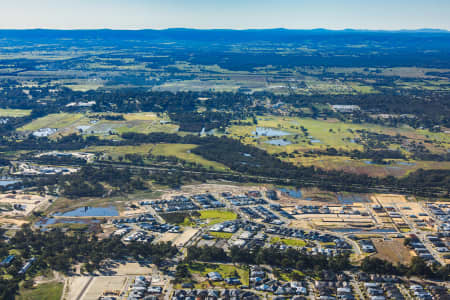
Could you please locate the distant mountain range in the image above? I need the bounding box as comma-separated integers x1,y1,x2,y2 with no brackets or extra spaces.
0,28,449,42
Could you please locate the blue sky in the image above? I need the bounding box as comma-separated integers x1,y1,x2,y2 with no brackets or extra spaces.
1,0,449,30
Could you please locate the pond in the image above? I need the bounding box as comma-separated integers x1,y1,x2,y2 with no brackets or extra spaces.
53,206,119,217
265,139,292,146
0,178,20,187
396,161,416,166
278,188,302,199
252,127,293,137
310,139,321,143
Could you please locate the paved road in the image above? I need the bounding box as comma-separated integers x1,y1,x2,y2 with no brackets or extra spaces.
391,202,445,265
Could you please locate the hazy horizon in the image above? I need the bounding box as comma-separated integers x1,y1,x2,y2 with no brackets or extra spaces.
0,28,448,32
1,0,449,31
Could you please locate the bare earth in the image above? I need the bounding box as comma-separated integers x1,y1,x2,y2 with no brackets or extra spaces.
373,238,415,265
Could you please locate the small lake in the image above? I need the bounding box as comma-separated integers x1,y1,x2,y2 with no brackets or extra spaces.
0,178,20,187
278,188,302,199
53,206,119,217
253,127,293,137
265,139,292,146
396,161,416,166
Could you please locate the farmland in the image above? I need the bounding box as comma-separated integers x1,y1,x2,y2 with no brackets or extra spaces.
0,108,31,117
226,115,450,177
0,29,449,300
228,115,450,153
17,112,178,137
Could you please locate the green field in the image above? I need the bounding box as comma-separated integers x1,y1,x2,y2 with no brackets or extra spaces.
86,144,155,158
18,113,87,132
225,114,450,177
0,108,32,117
290,155,450,177
270,237,307,247
348,82,378,93
189,263,249,285
17,112,178,136
16,282,63,300
208,231,233,239
274,268,305,281
86,143,228,171
199,209,238,226
227,115,450,153
152,144,229,171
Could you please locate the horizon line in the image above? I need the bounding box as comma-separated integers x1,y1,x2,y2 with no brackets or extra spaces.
0,27,449,32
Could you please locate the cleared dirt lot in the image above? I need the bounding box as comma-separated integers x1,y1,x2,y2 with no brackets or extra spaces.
157,183,269,200
64,276,92,300
372,194,407,206
157,227,199,247
0,217,29,226
0,193,49,217
373,238,415,265
106,262,154,275
83,276,129,300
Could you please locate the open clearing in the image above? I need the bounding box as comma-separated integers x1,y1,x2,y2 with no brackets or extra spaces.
237,116,449,152
17,282,63,300
373,238,414,265
82,276,129,300
17,112,178,137
289,155,450,177
0,108,31,117
151,143,229,171
64,276,91,300
270,237,307,247
0,193,49,217
226,115,450,177
198,209,237,225
158,227,199,247
188,263,249,285
86,143,228,171
208,231,233,239
105,262,154,275
372,194,407,206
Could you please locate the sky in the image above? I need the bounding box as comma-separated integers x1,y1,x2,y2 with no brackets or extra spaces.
0,0,449,30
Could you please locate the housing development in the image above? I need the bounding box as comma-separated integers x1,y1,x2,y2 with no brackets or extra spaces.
0,29,448,300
